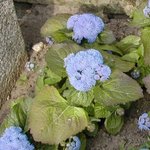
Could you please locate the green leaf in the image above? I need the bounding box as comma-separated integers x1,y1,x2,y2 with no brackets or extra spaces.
63,88,94,107
94,70,143,106
79,133,87,150
41,14,70,37
28,86,88,145
35,143,58,150
116,35,141,53
98,29,116,44
141,27,150,65
0,97,33,134
131,9,150,28
35,76,44,93
44,69,61,85
94,103,111,118
100,50,135,72
121,50,140,63
104,113,124,135
45,43,82,77
98,44,123,56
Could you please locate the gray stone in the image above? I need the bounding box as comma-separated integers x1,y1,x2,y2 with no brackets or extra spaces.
14,0,139,15
0,0,26,108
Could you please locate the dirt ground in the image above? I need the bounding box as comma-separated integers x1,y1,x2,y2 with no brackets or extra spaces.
0,2,149,150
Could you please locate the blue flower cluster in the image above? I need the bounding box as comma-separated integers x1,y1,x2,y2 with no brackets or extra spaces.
138,113,150,131
67,13,104,44
64,49,111,91
143,0,150,18
0,126,34,150
66,136,81,150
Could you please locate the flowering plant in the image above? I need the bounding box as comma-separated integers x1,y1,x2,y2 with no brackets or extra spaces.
1,6,150,149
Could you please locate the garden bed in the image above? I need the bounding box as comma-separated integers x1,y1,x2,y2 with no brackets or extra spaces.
0,2,150,150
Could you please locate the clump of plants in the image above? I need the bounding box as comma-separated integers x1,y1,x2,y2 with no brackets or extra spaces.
1,1,150,149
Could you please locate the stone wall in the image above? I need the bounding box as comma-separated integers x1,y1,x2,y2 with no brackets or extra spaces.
14,0,141,15
0,0,26,108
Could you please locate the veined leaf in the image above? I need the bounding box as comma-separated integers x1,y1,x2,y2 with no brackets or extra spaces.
94,70,143,106
94,103,111,118
41,14,70,37
141,27,150,65
28,86,88,145
100,51,135,72
45,43,83,77
121,50,140,63
116,35,141,53
104,113,124,135
63,88,94,107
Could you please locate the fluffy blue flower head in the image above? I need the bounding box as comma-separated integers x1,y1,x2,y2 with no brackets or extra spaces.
0,126,34,150
138,113,150,131
67,13,105,44
66,136,81,150
64,49,111,91
143,0,150,18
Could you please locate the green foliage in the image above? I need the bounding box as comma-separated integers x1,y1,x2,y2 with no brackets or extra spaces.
131,9,150,28
141,27,150,65
0,97,33,134
63,88,94,107
94,70,143,106
116,35,141,53
41,14,70,36
45,43,82,77
29,86,88,145
94,103,111,118
44,68,61,85
104,113,124,135
98,29,116,44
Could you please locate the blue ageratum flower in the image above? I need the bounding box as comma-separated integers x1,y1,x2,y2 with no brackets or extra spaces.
143,0,150,18
66,136,81,150
67,13,105,44
138,113,150,131
64,49,111,92
0,126,34,150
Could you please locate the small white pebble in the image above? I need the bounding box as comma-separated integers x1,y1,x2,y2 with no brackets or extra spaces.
32,42,44,52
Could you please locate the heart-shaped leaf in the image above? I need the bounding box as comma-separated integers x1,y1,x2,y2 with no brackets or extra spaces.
28,86,88,145
94,70,143,106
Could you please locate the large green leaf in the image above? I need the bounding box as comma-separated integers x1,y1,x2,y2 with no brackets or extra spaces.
28,86,88,145
104,113,124,135
45,43,83,77
141,27,150,65
116,35,141,53
63,88,94,107
41,14,70,37
0,98,33,134
94,70,143,106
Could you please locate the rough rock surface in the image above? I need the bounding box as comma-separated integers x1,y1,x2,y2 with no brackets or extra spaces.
0,0,26,108
14,0,140,15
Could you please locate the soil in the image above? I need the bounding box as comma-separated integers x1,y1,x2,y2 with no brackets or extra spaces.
0,2,150,150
